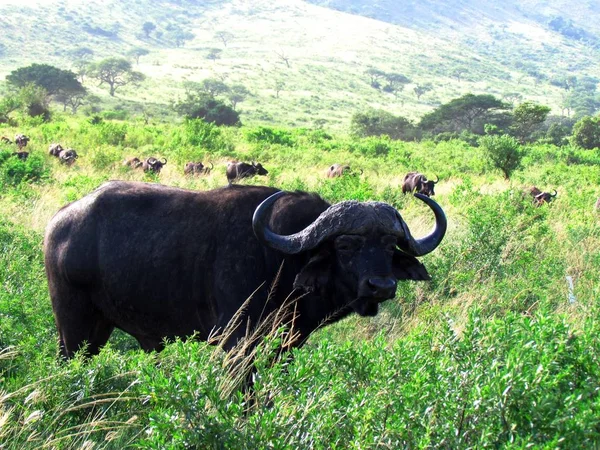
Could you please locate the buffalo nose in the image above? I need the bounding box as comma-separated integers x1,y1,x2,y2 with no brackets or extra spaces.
367,277,397,299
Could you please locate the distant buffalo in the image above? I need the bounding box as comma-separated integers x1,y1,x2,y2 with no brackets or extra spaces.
1,136,12,145
59,149,78,166
326,164,362,178
402,172,438,197
12,151,29,161
14,134,30,150
524,186,557,207
185,161,213,176
49,143,64,157
143,157,167,174
124,157,143,169
533,190,557,207
226,161,268,184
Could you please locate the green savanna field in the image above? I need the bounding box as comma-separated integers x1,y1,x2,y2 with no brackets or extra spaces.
1,116,600,448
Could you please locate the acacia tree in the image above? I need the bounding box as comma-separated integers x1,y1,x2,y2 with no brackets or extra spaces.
228,84,249,110
414,83,433,100
142,22,156,38
89,58,145,96
127,48,150,64
7,63,83,96
510,101,551,143
215,31,234,47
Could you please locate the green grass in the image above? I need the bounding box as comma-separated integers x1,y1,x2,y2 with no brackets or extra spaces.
1,115,600,447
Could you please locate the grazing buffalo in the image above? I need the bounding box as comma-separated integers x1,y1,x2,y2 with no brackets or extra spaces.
49,143,64,157
1,136,12,144
326,164,362,178
533,190,557,206
142,157,167,174
184,161,213,176
44,182,446,359
12,151,29,161
58,149,78,166
14,134,30,149
402,172,439,197
124,157,143,169
226,161,268,184
524,186,557,206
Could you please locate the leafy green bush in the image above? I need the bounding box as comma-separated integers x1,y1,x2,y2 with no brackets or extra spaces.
0,153,48,187
479,134,524,179
571,115,600,149
245,126,296,147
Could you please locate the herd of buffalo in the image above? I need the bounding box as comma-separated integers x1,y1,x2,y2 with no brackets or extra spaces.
0,132,592,366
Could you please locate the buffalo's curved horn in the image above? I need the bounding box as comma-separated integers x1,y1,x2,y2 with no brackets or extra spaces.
551,190,557,197
397,193,447,257
432,174,439,184
208,162,214,170
359,168,364,175
254,191,344,255
161,158,167,165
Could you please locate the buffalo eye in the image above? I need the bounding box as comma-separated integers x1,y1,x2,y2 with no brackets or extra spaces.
334,235,364,254
381,235,397,254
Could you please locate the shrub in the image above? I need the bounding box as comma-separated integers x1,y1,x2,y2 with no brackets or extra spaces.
245,126,296,147
571,115,600,149
479,134,524,179
0,153,48,187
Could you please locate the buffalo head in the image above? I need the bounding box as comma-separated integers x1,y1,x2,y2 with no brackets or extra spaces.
253,191,446,316
402,172,438,197
124,157,143,169
143,157,167,174
533,190,557,206
252,162,268,176
59,149,78,166
14,134,29,149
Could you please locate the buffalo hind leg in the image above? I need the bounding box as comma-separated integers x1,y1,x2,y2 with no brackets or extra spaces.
53,291,114,359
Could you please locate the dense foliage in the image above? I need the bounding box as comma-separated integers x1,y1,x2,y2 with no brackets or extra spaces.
1,116,600,448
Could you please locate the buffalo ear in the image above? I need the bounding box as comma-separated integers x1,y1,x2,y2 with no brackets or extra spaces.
393,250,430,281
294,251,331,292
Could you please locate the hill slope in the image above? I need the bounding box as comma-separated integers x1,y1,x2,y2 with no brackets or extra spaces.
0,0,598,129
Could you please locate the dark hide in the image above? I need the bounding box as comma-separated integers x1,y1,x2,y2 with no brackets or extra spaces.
124,157,143,169
1,136,12,144
327,164,351,178
12,151,29,160
402,172,437,197
533,190,557,206
184,162,210,176
58,149,78,166
44,182,444,359
226,161,268,184
14,134,29,149
142,157,167,174
49,143,64,157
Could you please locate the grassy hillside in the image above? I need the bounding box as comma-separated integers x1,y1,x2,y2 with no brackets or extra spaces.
1,0,597,130
0,116,600,447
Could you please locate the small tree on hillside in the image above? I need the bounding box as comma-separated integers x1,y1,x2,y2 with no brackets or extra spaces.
480,134,524,179
382,73,410,95
215,31,234,47
228,84,250,110
89,58,145,96
127,48,150,65
414,83,433,100
200,78,229,97
365,68,386,89
206,48,222,61
142,22,156,38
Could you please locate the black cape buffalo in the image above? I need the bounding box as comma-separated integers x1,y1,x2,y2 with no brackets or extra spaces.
402,172,438,197
44,182,446,359
226,161,268,184
143,157,167,174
